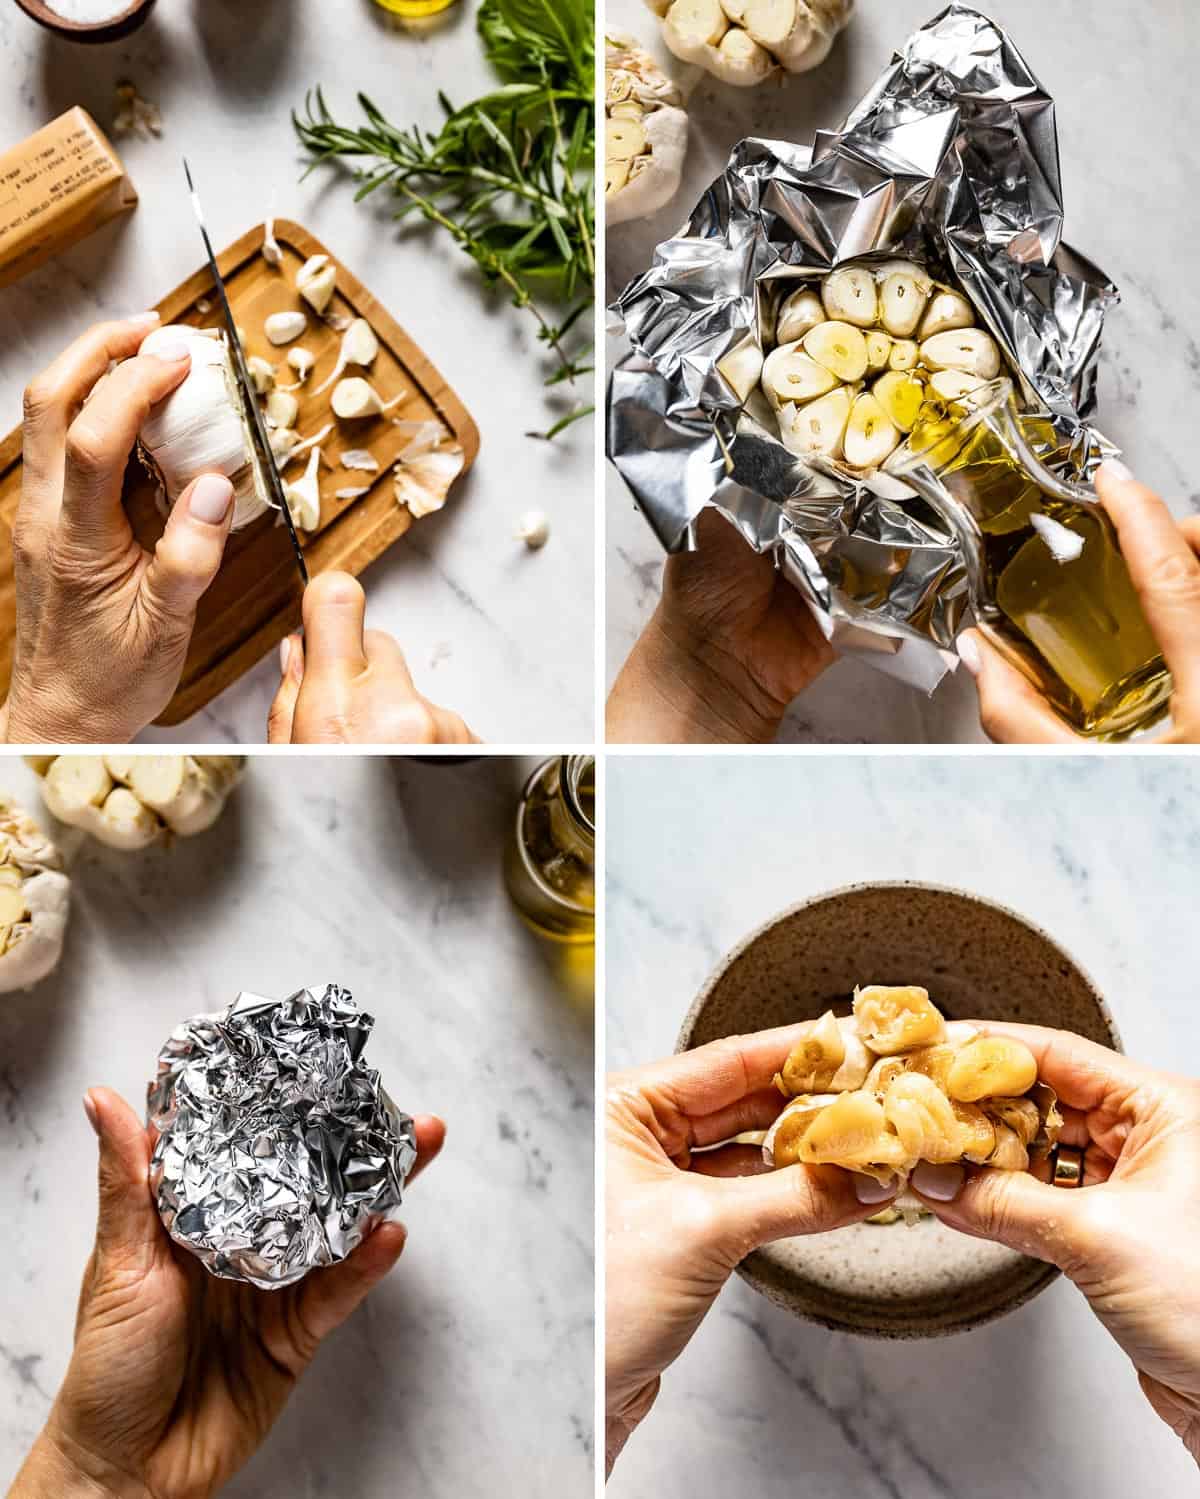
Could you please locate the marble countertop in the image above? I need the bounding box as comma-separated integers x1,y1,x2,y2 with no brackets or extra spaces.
0,3,594,745
606,753,1200,1497
0,755,593,1497
606,0,1200,743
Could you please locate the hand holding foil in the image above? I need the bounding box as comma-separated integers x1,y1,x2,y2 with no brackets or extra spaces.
8,1085,443,1499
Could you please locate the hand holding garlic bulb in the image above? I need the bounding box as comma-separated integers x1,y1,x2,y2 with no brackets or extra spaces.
6,316,237,744
760,259,1003,469
644,0,853,86
605,32,689,225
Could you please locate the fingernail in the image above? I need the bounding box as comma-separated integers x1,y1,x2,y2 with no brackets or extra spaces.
911,1162,965,1202
82,1091,100,1137
149,339,191,363
128,310,161,327
956,633,982,677
279,637,291,676
853,1174,897,1205
1098,458,1135,484
189,474,234,525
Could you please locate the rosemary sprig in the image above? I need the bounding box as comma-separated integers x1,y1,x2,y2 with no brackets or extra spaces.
293,0,594,440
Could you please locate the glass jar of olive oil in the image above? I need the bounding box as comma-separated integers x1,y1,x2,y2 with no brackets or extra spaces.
505,756,595,943
372,0,459,15
892,380,1172,739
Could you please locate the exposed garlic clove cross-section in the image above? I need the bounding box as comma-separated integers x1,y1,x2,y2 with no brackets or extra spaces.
0,798,70,994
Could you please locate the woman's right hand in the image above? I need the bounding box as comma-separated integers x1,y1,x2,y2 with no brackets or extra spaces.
268,573,477,744
959,461,1200,743
910,1023,1200,1462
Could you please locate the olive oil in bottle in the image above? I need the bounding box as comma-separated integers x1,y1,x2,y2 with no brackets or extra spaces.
505,756,595,943
371,0,460,16
898,385,1172,739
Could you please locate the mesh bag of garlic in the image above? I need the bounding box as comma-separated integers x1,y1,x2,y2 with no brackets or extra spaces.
757,986,1062,1225
609,5,1120,685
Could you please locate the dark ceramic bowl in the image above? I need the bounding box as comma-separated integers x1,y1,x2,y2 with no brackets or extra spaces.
13,0,155,43
678,880,1121,1338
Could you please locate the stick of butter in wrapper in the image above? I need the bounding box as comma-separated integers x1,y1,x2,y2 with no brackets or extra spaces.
0,108,137,289
147,985,417,1291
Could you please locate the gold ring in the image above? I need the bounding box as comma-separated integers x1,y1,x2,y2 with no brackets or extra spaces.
1051,1144,1084,1188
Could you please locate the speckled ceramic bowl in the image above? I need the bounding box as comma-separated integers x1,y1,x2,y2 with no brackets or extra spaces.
678,881,1121,1339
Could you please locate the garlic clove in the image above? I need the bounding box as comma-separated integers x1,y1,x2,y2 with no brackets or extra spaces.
716,25,772,79
918,288,974,340
878,269,930,337
802,319,869,383
296,254,337,316
820,266,878,328
247,356,276,394
888,338,918,372
865,330,892,371
928,368,986,403
330,377,401,421
761,343,839,407
665,0,728,46
775,287,824,344
606,159,632,195
265,390,299,430
264,311,308,346
261,218,282,268
871,370,924,433
843,391,899,468
283,446,322,531
606,116,647,161
288,347,315,380
919,327,1001,380
312,317,380,396
777,385,852,458
516,510,550,548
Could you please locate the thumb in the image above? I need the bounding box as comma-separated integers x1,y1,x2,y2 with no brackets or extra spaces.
958,629,1080,745
301,571,368,679
911,1161,1092,1270
713,1162,879,1253
84,1088,161,1261
142,472,235,617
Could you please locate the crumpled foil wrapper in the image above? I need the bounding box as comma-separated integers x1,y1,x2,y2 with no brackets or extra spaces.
608,3,1120,686
147,985,417,1290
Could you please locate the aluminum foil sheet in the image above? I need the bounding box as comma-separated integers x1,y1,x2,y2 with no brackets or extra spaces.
148,985,417,1290
608,3,1120,678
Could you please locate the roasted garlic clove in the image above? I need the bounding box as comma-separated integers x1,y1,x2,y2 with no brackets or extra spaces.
802,320,869,383
883,1072,963,1165
984,1095,1040,1146
843,391,899,468
820,265,878,328
775,1010,870,1095
951,1100,997,1163
919,327,1002,381
761,343,840,407
987,1121,1030,1172
878,266,930,338
854,984,947,1055
918,288,974,340
946,1036,1039,1102
797,1089,905,1176
777,386,852,459
763,1093,837,1167
775,287,825,344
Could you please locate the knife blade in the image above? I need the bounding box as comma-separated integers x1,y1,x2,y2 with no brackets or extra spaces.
181,158,309,585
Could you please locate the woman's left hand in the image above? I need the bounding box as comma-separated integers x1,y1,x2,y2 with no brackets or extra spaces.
5,316,238,745
10,1088,445,1499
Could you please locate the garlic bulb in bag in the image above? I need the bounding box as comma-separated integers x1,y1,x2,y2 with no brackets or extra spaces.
0,798,70,994
137,325,274,530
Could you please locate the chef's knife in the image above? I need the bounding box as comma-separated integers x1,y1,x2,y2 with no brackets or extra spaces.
182,158,309,585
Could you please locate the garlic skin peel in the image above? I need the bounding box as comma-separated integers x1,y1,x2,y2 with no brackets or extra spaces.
137,325,273,531
31,756,246,850
605,32,689,226
0,797,70,994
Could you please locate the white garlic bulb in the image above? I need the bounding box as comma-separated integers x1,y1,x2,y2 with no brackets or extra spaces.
0,797,70,994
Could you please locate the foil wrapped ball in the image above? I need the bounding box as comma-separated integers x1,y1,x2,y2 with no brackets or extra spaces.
147,984,417,1290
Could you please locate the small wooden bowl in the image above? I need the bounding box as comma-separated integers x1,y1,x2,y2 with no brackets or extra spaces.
679,880,1121,1338
12,0,155,43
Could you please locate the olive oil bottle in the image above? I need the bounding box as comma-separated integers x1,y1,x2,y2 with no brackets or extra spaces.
371,0,460,16
505,756,595,943
895,382,1172,738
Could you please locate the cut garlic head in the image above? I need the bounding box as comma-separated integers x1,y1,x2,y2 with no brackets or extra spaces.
0,798,70,994
757,258,1004,473
605,33,688,226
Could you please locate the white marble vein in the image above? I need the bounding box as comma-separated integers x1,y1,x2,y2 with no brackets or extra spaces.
606,753,1200,1497
606,0,1200,743
0,3,594,744
0,756,593,1497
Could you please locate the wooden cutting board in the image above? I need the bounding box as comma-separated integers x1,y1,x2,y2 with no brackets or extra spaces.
0,219,479,726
